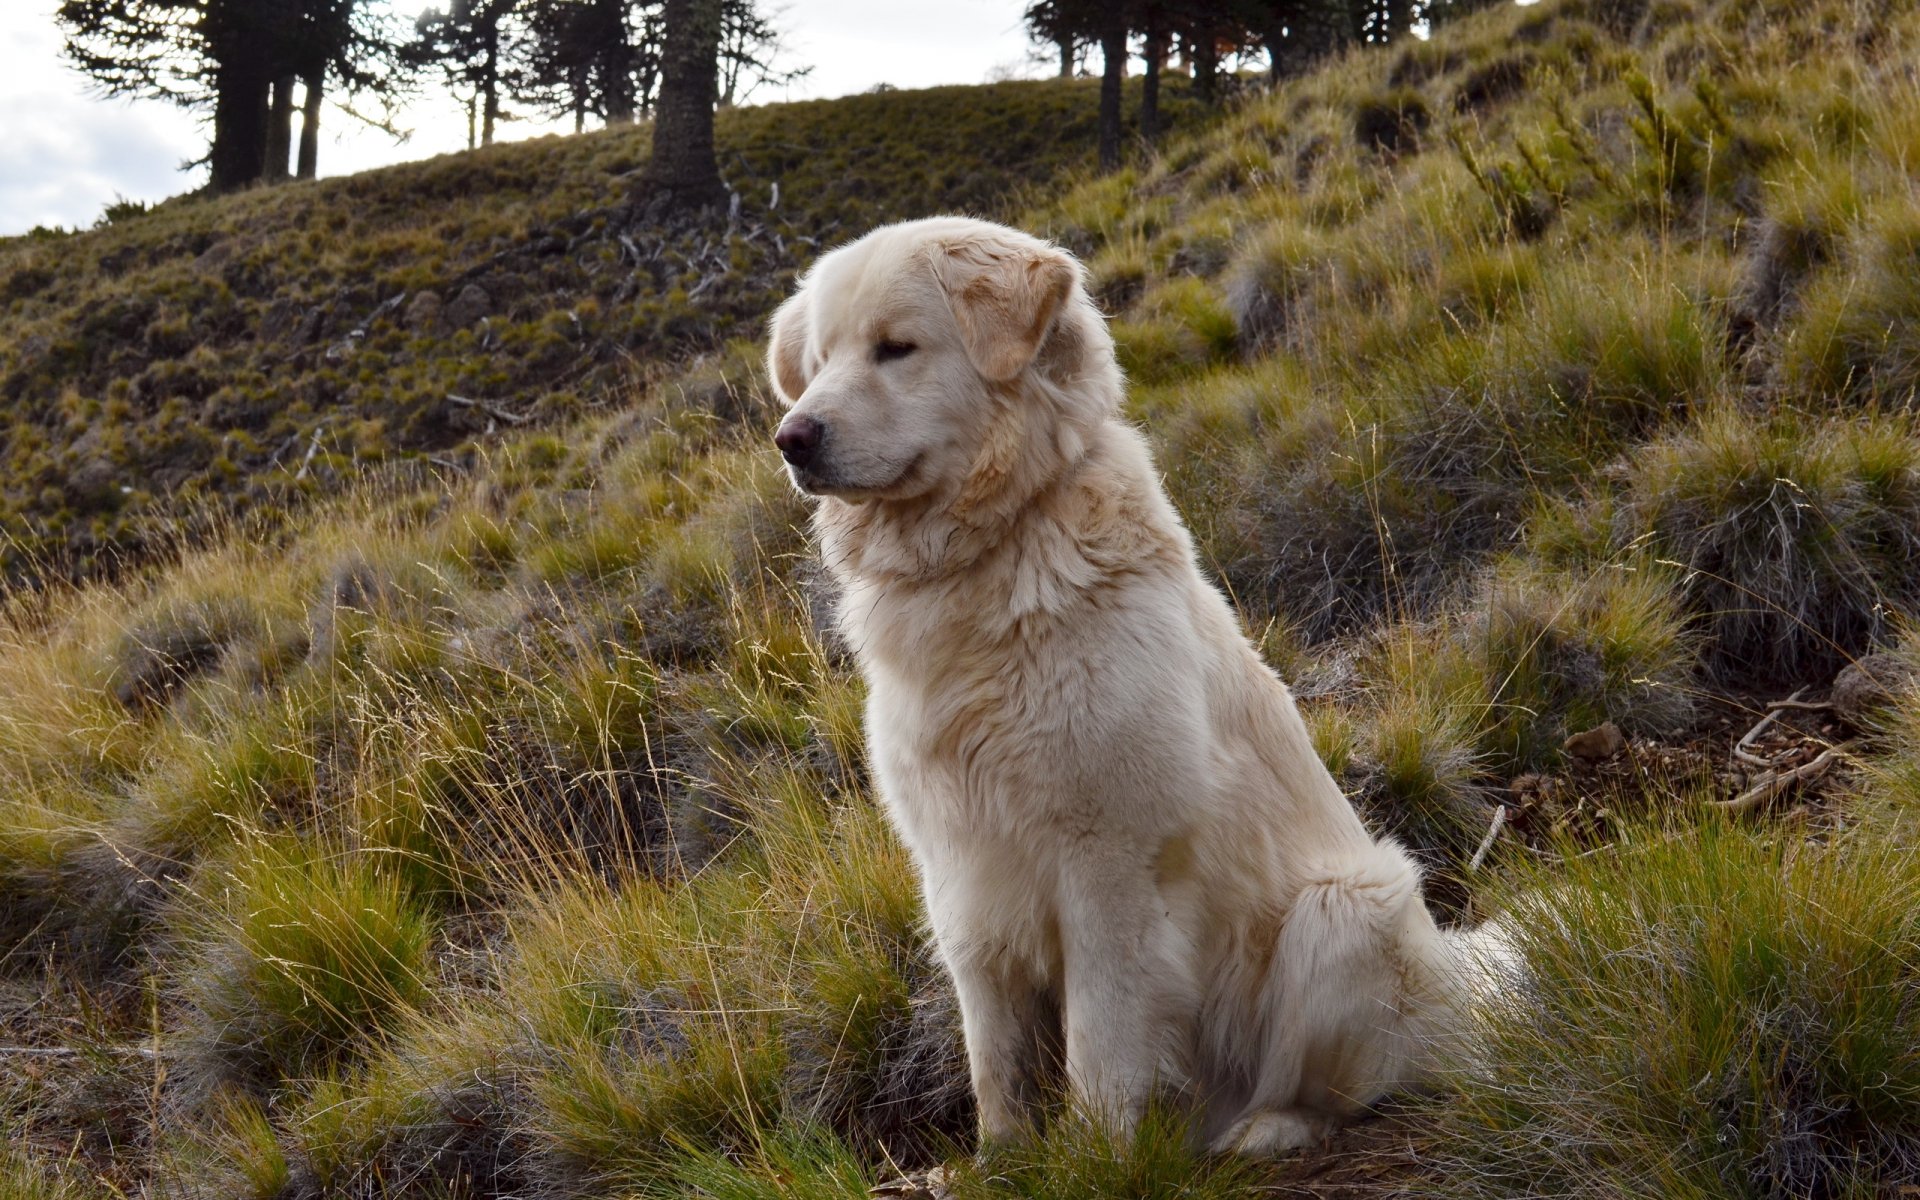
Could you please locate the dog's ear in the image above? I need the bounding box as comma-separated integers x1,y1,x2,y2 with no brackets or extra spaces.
766,289,813,405
930,233,1078,383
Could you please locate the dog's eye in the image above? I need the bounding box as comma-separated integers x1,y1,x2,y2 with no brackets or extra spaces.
875,339,917,364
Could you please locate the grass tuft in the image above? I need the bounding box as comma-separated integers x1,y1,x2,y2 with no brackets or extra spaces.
176,837,433,1091
1613,405,1920,681
1436,824,1920,1198
1466,557,1697,768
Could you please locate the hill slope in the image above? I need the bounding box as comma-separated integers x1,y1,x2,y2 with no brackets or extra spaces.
0,78,1198,579
4,1,1920,1197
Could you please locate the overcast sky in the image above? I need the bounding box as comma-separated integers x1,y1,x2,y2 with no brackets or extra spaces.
0,0,1038,236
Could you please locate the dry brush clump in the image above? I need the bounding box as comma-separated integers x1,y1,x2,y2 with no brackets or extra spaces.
171,838,435,1098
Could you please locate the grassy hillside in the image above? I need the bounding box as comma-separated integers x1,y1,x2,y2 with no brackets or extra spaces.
0,77,1198,580
4,0,1920,1197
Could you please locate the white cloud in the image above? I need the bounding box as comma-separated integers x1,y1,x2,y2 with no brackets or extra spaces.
0,0,1035,235
0,2,207,231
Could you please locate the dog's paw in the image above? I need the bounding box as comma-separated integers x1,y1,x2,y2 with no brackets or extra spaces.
1208,1108,1331,1157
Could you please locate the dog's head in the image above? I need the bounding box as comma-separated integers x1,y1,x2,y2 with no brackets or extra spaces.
766,217,1114,506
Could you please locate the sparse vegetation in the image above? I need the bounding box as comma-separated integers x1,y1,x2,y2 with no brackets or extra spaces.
4,0,1920,1195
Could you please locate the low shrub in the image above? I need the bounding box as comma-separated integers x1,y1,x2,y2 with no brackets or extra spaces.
1778,200,1920,403
1353,88,1433,155
1220,223,1330,351
1348,634,1493,867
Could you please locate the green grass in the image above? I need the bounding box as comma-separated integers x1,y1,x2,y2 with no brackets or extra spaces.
1434,822,1920,1199
176,836,434,1089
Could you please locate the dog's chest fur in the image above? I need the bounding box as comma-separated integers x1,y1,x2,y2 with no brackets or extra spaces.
819,428,1195,843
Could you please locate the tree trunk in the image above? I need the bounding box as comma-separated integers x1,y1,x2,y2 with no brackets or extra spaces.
482,24,500,145
1097,11,1126,173
1057,34,1073,77
604,52,636,124
1192,27,1219,106
1381,0,1414,41
1141,20,1166,145
265,75,295,181
209,57,270,191
638,0,725,213
297,72,322,179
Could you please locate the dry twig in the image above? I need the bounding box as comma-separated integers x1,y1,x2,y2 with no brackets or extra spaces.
1468,804,1509,873
1714,747,1844,815
1734,687,1807,767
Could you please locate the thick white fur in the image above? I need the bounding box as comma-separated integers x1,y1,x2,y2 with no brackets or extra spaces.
768,216,1498,1155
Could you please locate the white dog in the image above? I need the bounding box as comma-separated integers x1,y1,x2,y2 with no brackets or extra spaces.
768,216,1498,1155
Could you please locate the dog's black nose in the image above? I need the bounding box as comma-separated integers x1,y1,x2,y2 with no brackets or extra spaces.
775,415,823,467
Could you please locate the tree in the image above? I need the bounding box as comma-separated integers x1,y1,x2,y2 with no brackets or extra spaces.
511,0,794,134
270,0,405,180
409,0,522,147
1096,5,1128,171
58,0,398,192
59,0,269,191
1139,2,1170,144
636,0,726,212
515,0,654,129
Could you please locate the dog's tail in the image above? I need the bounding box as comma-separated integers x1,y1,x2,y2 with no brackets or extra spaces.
1443,912,1525,1005
1421,913,1527,1082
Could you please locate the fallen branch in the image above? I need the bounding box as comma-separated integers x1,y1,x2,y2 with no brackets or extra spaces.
293,425,326,482
1468,804,1508,873
349,291,408,340
447,394,530,426
1734,687,1807,767
1713,747,1844,815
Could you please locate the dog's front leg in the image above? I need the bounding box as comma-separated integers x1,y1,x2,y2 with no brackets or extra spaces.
944,946,1056,1148
1057,854,1192,1141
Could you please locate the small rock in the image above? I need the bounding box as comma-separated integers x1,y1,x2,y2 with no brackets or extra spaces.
403,289,443,330
193,238,233,270
869,1165,957,1200
443,283,492,329
258,296,298,343
1563,722,1626,761
294,305,328,344
1832,652,1920,728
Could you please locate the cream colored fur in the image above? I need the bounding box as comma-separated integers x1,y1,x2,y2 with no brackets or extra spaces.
767,216,1496,1156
